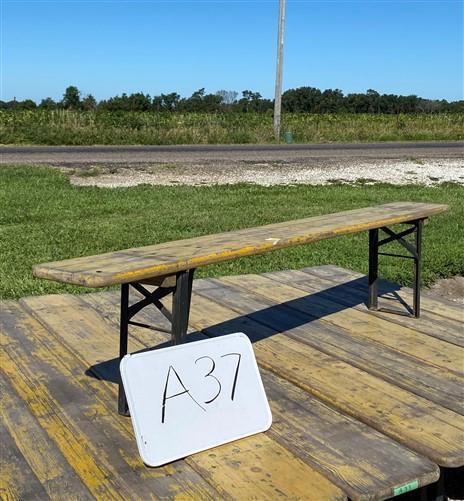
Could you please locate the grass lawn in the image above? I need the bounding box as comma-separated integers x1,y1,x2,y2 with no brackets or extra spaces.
1,165,462,299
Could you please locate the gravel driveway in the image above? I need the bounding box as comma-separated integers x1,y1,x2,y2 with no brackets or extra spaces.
68,157,463,188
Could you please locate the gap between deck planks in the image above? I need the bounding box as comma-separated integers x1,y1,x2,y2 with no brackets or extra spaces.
77,292,441,500
214,273,463,413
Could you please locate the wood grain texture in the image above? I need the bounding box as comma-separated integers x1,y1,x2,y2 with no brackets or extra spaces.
218,274,464,402
264,268,464,347
0,371,93,500
1,300,219,500
0,403,49,501
32,202,448,287
18,294,344,501
3,264,460,499
304,265,463,323
189,283,464,467
78,291,439,501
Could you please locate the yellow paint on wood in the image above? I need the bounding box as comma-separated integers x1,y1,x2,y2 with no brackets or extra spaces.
32,202,448,287
305,265,463,323
221,274,463,374
186,292,464,467
265,269,464,347
1,302,216,500
190,434,345,500
19,295,342,499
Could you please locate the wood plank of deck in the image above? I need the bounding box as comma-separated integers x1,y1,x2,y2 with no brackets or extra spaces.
204,276,463,376
32,202,447,287
189,280,464,467
264,269,463,347
11,296,344,501
0,404,50,501
0,370,93,500
304,265,463,323
0,301,220,500
23,290,440,501
216,274,463,413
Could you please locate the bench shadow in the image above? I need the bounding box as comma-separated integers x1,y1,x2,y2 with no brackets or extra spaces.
86,276,402,385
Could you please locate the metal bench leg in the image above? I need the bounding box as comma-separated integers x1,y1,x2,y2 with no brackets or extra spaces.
116,270,195,415
171,269,195,345
413,219,423,318
368,228,379,311
367,219,424,318
118,283,130,416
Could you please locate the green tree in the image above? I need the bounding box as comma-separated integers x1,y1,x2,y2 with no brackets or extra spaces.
82,94,97,111
62,86,81,109
39,97,58,110
16,99,37,110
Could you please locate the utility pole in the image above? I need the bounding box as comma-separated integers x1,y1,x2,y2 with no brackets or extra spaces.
273,0,286,142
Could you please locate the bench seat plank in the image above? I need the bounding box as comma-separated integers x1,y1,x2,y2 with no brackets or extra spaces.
33,202,447,287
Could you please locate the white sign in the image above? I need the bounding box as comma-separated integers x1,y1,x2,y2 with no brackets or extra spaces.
120,332,272,467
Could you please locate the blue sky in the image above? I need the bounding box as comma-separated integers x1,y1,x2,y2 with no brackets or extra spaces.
2,0,463,102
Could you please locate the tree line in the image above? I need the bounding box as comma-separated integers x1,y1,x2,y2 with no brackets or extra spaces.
2,85,462,114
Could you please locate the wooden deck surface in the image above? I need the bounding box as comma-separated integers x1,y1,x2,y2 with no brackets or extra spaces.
1,265,463,500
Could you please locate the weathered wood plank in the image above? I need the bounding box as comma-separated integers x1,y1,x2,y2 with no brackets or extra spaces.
79,291,440,501
264,268,464,347
187,285,464,467
215,275,463,414
202,275,463,378
188,434,345,501
303,265,463,323
33,202,448,287
20,295,344,501
0,393,49,501
262,371,439,501
0,371,93,500
1,300,219,500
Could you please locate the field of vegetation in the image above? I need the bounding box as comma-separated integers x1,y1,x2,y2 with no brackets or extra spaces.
1,165,462,299
1,110,463,145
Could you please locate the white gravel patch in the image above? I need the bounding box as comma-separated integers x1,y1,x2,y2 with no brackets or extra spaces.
68,158,464,188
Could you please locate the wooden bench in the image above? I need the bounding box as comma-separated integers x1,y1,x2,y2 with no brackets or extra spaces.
33,201,448,415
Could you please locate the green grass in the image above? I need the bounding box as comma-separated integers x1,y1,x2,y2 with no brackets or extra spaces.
1,165,462,299
1,110,463,145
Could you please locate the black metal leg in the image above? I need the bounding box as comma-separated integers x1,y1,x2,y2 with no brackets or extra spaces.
116,270,195,414
368,228,379,310
413,219,423,318
118,283,130,416
171,269,195,345
368,219,425,318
